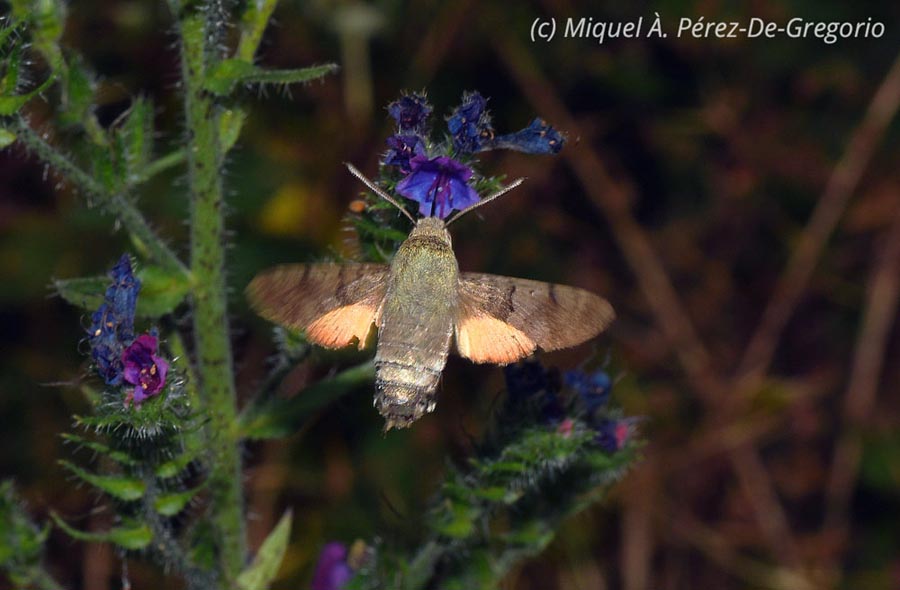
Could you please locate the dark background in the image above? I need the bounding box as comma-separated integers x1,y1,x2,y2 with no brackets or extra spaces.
2,0,900,588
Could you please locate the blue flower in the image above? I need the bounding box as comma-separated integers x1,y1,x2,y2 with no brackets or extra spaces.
383,134,426,174
564,369,612,413
88,255,141,385
396,155,480,219
387,92,432,134
311,542,353,590
486,118,565,154
447,91,494,153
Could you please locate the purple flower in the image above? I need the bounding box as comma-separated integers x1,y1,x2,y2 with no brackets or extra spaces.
396,155,480,219
387,93,432,134
447,91,494,153
88,255,141,385
556,417,575,438
564,369,612,413
122,334,169,406
595,417,639,452
311,542,353,590
383,134,426,174
486,118,565,154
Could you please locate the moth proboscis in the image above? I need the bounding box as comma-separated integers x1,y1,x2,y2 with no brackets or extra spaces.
247,164,615,430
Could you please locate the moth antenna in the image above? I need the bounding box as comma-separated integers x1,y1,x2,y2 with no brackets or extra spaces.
445,177,526,227
344,162,416,223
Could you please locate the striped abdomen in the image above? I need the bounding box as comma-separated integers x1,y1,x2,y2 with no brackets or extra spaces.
374,219,458,429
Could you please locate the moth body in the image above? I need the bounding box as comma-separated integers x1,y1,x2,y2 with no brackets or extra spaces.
375,217,458,428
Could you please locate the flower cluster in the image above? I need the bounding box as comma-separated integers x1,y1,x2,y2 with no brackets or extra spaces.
504,360,638,452
379,91,565,219
87,255,169,407
565,368,639,452
88,255,140,385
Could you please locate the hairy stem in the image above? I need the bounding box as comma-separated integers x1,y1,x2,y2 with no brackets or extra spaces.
178,11,246,585
237,0,279,62
134,149,187,185
9,118,189,277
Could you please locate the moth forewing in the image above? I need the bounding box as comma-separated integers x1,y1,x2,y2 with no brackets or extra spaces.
455,273,615,363
245,263,389,350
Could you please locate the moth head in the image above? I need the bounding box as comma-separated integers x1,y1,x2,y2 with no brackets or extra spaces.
410,216,452,245
345,161,526,229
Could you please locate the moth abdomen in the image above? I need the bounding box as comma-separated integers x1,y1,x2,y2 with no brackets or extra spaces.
374,361,441,430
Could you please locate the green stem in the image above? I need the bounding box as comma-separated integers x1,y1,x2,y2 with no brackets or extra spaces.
27,567,65,590
403,540,443,590
237,0,279,62
141,472,214,590
134,149,187,185
9,118,189,277
178,11,246,585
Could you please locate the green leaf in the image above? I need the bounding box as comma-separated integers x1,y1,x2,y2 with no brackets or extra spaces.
153,484,203,517
0,21,21,49
115,97,154,183
473,486,521,504
239,361,374,439
53,275,107,311
237,509,293,590
54,264,190,318
0,481,49,567
0,73,55,116
135,264,191,317
235,63,339,87
435,502,478,539
220,107,247,152
502,519,553,547
204,60,338,96
12,0,66,51
61,433,139,467
3,42,23,94
89,140,120,191
58,55,99,134
155,447,201,479
60,460,146,501
0,128,16,149
203,59,255,95
50,513,152,550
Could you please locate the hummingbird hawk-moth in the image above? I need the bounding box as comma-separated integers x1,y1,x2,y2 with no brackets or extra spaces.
247,164,615,429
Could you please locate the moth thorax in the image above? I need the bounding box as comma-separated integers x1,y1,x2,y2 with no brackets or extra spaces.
375,382,438,430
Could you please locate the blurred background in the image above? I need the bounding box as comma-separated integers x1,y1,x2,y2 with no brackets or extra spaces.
2,0,900,588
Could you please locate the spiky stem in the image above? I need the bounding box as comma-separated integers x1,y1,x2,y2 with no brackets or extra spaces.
177,10,246,585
